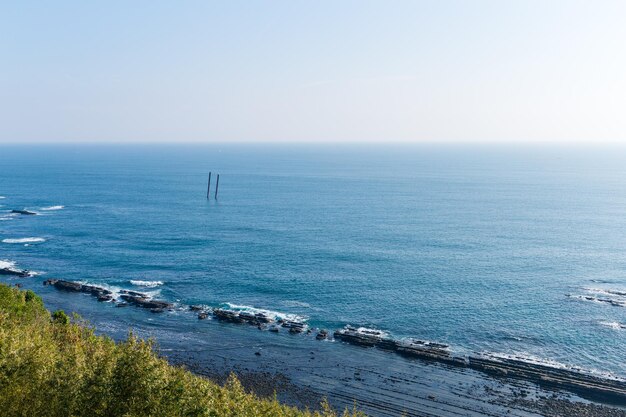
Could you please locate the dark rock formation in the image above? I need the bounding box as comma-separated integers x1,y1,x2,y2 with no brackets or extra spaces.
282,321,306,333
1,266,32,278
52,280,83,292
333,326,385,347
11,209,37,215
316,329,328,340
213,308,243,323
119,294,173,310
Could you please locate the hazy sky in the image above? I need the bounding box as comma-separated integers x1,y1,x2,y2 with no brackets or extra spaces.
2,1,626,144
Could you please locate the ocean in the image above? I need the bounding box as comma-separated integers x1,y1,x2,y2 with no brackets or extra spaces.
1,143,625,380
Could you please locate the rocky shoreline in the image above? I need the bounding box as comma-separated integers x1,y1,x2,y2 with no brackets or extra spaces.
34,276,626,406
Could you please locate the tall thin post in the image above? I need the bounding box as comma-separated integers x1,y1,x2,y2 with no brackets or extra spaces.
206,172,212,199
215,174,220,199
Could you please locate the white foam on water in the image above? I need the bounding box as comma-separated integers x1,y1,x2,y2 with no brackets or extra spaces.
130,280,164,288
0,260,39,276
223,302,308,323
40,205,64,211
78,281,125,301
585,287,626,297
353,326,389,337
486,351,626,381
566,293,626,307
2,237,46,244
487,352,570,370
599,321,625,330
0,196,5,199
0,260,17,269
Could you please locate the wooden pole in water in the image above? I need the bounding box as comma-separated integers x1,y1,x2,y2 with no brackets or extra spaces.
206,172,212,199
215,174,220,199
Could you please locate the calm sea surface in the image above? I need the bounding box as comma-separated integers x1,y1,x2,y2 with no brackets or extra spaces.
1,144,625,377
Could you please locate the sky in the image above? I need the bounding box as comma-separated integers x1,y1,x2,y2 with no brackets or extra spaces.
1,1,626,144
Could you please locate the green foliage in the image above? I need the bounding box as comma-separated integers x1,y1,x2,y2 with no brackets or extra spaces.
52,309,70,324
24,290,36,302
0,284,366,417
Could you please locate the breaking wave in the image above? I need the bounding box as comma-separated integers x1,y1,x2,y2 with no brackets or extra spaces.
599,321,626,330
130,280,164,288
584,287,626,297
222,302,308,323
349,326,390,338
484,351,626,381
0,260,16,269
2,237,46,244
567,288,626,307
40,205,64,211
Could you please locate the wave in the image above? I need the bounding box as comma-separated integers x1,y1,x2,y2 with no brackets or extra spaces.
0,260,39,276
599,321,626,330
0,196,4,199
349,326,390,338
486,352,571,370
130,280,164,288
584,287,626,297
2,237,46,244
40,205,64,211
0,260,16,269
0,212,17,221
79,281,124,301
222,303,308,323
484,351,625,381
566,293,626,307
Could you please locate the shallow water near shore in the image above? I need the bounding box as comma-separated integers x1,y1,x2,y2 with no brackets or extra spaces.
1,144,626,383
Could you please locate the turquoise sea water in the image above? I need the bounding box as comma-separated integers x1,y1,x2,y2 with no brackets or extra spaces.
1,144,625,377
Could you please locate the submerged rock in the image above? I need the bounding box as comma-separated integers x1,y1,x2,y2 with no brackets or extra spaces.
97,294,113,302
282,320,306,333
254,312,273,324
396,339,449,359
119,294,173,310
333,326,386,347
11,209,37,215
213,308,242,323
119,289,147,297
316,329,328,340
268,325,280,333
1,267,33,278
52,280,83,292
49,280,115,303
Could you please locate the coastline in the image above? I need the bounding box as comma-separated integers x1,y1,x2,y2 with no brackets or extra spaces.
136,321,626,417
36,276,626,404
1,269,625,416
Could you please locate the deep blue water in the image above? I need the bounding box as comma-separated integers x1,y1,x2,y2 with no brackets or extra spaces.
1,144,625,377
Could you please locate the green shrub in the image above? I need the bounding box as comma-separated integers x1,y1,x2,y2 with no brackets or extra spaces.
24,290,36,302
52,309,70,324
0,284,365,417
